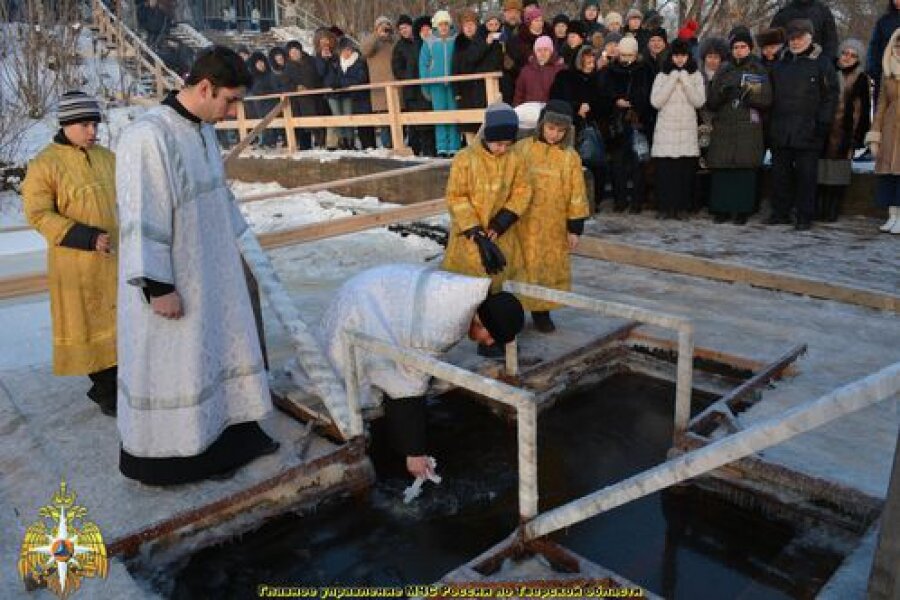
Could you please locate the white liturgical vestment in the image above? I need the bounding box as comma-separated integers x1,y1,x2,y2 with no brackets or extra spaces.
115,105,272,458
318,264,491,432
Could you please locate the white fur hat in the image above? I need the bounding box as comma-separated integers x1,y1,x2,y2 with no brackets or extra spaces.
432,10,452,27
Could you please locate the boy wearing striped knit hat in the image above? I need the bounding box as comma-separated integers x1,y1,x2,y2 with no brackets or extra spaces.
21,91,119,416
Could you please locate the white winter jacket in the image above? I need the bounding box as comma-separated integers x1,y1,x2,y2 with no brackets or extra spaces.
650,69,706,158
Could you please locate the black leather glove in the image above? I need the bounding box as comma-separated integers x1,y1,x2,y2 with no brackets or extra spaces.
488,208,519,237
465,226,506,275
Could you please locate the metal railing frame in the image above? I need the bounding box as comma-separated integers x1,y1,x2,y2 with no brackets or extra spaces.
503,280,695,441
343,330,540,521
522,361,900,541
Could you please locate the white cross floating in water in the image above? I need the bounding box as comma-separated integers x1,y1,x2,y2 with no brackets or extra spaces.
402,457,442,504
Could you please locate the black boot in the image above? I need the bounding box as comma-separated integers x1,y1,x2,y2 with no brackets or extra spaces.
532,311,556,333
826,188,842,222
87,366,117,417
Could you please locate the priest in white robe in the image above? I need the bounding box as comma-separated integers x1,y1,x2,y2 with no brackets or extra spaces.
318,263,525,479
115,47,277,485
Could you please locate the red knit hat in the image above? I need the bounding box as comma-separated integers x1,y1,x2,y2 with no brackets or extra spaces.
677,19,699,41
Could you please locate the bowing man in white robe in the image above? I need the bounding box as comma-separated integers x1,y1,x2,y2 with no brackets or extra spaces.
318,263,525,479
115,47,277,485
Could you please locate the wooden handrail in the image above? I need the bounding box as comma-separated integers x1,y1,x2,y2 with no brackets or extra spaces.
243,72,502,102
221,71,502,155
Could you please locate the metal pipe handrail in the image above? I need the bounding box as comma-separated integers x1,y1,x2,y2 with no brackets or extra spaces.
344,330,539,520
524,361,900,541
503,280,695,437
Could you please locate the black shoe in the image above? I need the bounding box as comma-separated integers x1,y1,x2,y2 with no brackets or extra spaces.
713,213,729,224
765,214,791,225
795,220,812,231
532,311,556,333
628,205,643,214
87,386,117,417
733,214,747,225
613,203,627,213
477,343,505,358
98,397,117,417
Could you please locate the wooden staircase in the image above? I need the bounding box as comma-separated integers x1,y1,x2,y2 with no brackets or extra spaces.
88,0,183,99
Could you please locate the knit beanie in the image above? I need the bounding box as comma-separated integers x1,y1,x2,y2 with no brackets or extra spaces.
756,27,786,48
397,14,413,28
431,10,452,27
482,102,519,142
58,91,101,126
729,26,754,50
605,32,623,45
524,5,542,26
477,292,525,345
534,35,554,52
605,12,623,27
839,38,865,61
552,13,570,27
503,0,523,11
626,8,643,21
619,35,639,55
374,15,392,30
677,19,699,41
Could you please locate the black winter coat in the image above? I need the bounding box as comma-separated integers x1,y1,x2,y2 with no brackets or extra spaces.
549,67,613,133
867,7,900,82
607,58,657,143
248,53,279,119
770,0,839,60
769,43,839,150
284,54,322,117
323,53,372,113
452,33,502,111
391,36,425,107
706,56,773,169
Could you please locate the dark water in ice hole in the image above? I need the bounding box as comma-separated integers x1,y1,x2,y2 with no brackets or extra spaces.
170,374,845,599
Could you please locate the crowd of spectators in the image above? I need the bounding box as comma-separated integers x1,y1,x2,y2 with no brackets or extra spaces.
229,0,898,232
